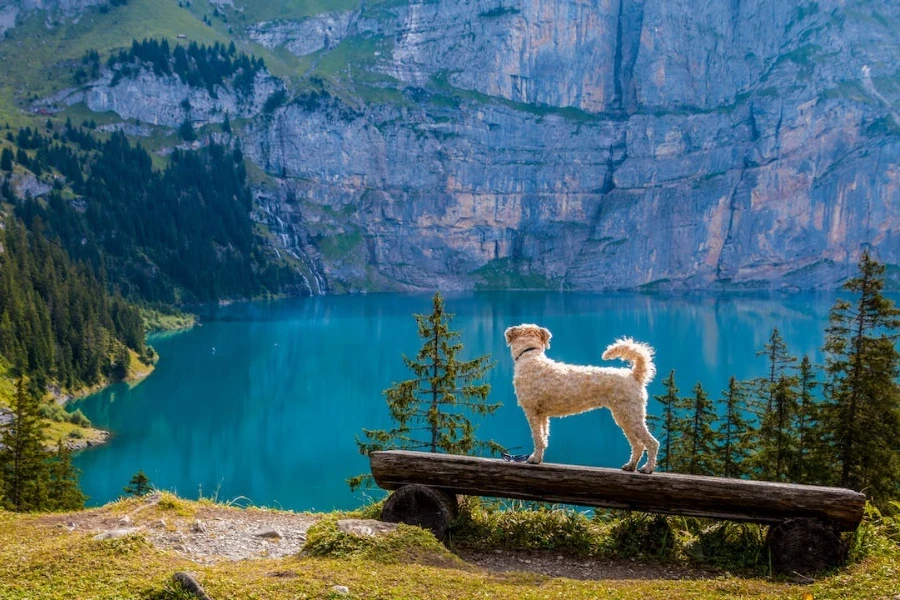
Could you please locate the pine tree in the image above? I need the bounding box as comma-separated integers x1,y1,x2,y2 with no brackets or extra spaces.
791,355,821,484
820,251,900,504
0,378,49,511
751,375,798,481
716,376,753,478
747,329,799,482
122,470,152,497
47,440,87,511
350,292,503,490
0,147,13,171
752,328,797,415
670,382,718,475
649,369,679,472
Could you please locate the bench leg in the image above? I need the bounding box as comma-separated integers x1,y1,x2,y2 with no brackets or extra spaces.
381,484,458,542
766,518,847,578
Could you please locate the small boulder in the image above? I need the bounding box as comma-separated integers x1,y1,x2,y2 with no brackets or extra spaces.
172,572,213,600
93,527,141,541
254,528,283,540
337,519,398,538
330,585,350,596
118,515,133,526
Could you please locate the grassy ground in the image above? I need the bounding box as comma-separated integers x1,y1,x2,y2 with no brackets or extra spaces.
0,494,897,599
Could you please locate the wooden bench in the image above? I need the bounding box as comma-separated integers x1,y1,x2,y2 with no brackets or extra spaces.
370,450,867,575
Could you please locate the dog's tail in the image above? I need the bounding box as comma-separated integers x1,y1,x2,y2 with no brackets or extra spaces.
602,338,656,387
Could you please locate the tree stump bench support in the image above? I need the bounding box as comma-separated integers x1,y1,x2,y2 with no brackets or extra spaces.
370,450,867,575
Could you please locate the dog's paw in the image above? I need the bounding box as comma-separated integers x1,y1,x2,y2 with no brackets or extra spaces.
621,463,636,472
526,454,543,465
638,465,654,474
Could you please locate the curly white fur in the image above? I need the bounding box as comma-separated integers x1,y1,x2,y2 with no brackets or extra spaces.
504,324,660,473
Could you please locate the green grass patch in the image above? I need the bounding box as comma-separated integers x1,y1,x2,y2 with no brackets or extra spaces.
0,357,15,407
231,0,360,24
0,495,899,599
140,306,197,334
316,230,363,260
0,0,227,127
304,516,457,564
471,257,557,290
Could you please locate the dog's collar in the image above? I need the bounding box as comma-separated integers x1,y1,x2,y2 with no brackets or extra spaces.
515,347,542,361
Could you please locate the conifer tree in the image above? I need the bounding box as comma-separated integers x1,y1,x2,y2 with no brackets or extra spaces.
123,470,152,497
747,329,800,482
820,251,900,504
0,378,48,511
0,147,12,171
350,292,503,490
47,440,87,511
649,369,679,472
791,355,821,484
671,382,719,475
751,375,798,481
716,376,753,478
752,328,797,415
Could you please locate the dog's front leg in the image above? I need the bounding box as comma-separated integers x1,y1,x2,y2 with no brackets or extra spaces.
526,414,548,464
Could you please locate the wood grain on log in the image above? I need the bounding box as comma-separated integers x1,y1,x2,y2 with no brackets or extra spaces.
370,451,866,531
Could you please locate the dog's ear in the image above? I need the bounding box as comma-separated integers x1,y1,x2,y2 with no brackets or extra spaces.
539,327,552,349
504,326,519,346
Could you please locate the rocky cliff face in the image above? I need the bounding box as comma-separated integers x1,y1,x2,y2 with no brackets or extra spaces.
0,0,105,33
30,0,900,292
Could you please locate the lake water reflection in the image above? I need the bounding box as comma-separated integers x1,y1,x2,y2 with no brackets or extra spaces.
73,291,843,511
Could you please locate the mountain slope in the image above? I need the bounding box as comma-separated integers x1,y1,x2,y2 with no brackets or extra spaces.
2,0,899,291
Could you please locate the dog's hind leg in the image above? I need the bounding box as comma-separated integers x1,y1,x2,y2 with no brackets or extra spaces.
526,413,549,464
611,407,651,472
636,423,660,474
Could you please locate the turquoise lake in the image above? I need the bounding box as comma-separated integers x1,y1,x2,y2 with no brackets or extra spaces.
73,291,843,511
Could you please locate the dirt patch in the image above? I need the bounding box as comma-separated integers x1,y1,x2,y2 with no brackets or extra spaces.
458,549,720,581
40,495,719,581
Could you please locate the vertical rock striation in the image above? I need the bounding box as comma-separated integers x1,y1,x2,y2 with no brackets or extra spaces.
34,0,900,291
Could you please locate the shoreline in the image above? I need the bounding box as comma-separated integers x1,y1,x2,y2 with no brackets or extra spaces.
50,318,197,451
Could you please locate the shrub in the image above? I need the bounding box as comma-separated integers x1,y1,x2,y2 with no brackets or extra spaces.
68,408,91,427
451,497,604,556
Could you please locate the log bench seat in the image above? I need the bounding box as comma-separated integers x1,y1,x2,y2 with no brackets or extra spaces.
369,450,867,575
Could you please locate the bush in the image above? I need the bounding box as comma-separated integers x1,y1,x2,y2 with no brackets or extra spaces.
604,512,675,558
681,520,767,569
67,408,91,427
451,497,604,556
37,402,69,422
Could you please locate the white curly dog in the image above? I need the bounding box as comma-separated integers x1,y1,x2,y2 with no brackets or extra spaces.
505,324,659,473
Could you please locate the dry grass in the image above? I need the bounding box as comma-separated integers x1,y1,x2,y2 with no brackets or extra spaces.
0,494,898,599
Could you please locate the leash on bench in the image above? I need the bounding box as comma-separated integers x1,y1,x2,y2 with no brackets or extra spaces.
500,447,531,463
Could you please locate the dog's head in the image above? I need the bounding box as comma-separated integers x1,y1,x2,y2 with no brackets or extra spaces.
504,324,552,357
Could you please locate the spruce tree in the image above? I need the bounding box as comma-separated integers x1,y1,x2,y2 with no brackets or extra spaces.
670,382,719,475
748,329,799,482
123,470,152,497
820,251,900,504
649,369,679,472
47,440,87,511
791,355,820,484
350,292,503,490
716,376,753,478
0,378,48,511
0,147,13,171
751,375,799,481
752,328,796,415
